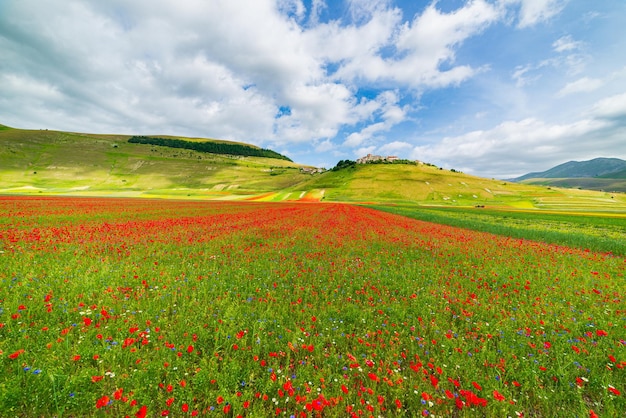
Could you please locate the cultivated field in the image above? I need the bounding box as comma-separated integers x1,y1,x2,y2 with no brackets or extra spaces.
1,197,623,417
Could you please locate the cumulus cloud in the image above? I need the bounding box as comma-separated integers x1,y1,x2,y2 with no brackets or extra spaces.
0,0,550,143
2,0,624,179
342,90,407,147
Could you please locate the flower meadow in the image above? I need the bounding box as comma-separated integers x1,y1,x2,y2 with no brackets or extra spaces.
0,196,624,417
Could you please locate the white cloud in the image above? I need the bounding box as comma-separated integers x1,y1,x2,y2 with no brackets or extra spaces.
378,141,413,155
375,0,499,87
553,35,582,53
348,0,392,22
592,92,626,119
355,146,377,157
309,0,327,25
557,77,604,97
509,0,567,28
277,0,306,20
341,90,407,148
410,107,620,178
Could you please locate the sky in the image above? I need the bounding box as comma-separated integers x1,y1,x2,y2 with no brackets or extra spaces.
1,0,626,178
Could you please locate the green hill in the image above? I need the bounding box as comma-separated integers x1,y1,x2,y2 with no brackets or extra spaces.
2,124,626,211
295,163,626,211
0,125,311,199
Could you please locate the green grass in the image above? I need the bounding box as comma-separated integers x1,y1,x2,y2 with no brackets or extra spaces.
370,204,626,255
1,198,624,417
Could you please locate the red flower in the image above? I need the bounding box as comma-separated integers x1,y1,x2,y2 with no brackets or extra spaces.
368,372,379,382
8,349,24,359
608,386,621,396
95,395,110,408
113,388,124,400
493,390,505,401
136,405,148,418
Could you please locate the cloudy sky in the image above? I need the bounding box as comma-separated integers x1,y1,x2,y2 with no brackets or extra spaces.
1,0,625,178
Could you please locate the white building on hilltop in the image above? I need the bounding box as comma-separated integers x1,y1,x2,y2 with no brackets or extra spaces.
356,154,399,164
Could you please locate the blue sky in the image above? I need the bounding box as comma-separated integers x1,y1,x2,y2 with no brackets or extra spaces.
1,0,625,178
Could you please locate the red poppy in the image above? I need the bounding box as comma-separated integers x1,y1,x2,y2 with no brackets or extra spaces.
95,395,110,408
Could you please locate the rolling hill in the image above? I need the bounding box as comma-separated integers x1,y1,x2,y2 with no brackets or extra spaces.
0,124,312,199
511,158,626,192
2,124,626,211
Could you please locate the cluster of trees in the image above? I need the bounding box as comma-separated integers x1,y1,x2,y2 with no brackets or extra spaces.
332,158,422,171
366,159,417,165
128,136,292,161
332,160,357,171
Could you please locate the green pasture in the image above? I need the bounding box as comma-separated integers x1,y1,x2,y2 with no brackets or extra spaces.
371,204,626,255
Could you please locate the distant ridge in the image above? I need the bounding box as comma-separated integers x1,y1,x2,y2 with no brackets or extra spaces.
513,158,626,181
511,157,626,192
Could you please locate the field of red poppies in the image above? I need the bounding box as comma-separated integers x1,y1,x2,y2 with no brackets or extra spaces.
0,196,624,417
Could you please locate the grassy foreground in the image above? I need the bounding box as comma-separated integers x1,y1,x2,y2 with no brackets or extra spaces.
1,196,624,417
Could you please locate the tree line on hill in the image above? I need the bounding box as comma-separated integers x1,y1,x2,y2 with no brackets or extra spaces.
128,136,292,161
331,158,418,171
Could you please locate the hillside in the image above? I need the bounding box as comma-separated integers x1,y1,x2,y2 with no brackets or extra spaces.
0,125,313,199
2,124,626,211
294,163,626,211
512,158,626,192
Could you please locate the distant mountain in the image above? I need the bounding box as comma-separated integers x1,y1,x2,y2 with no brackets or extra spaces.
511,157,626,192
599,167,626,179
513,158,626,181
